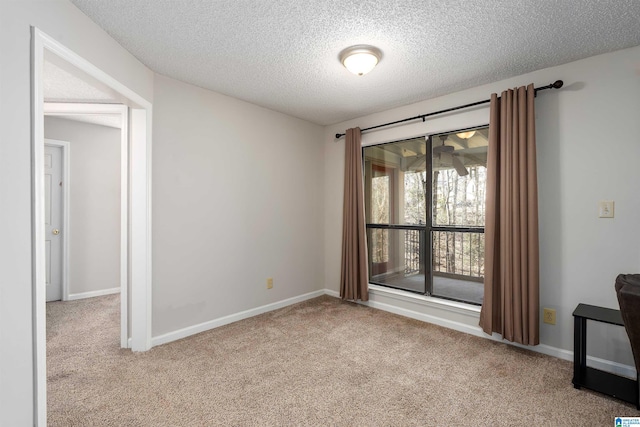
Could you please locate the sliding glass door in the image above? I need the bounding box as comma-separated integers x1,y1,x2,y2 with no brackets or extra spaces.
363,127,488,305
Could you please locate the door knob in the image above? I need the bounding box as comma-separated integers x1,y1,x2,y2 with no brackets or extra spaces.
52,229,60,235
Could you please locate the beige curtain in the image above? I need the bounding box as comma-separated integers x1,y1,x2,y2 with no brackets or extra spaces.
479,84,539,345
340,128,369,301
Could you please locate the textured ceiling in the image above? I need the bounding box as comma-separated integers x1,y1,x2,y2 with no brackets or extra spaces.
44,58,117,103
44,57,123,129
70,0,640,125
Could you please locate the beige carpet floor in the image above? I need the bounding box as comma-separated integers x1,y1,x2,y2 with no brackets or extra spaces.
47,294,639,426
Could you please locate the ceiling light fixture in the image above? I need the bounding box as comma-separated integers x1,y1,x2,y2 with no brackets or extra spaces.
456,130,476,139
340,45,382,76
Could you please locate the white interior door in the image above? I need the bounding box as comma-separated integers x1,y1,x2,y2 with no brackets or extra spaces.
45,144,63,302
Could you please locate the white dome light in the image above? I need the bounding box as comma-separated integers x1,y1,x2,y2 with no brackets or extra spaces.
456,130,476,139
340,45,382,76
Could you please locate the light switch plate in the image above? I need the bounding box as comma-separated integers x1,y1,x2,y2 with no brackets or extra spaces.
599,200,614,218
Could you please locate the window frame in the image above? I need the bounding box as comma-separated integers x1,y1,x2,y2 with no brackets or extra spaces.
363,125,488,305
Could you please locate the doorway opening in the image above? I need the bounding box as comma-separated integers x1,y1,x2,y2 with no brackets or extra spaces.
31,27,152,425
44,103,129,312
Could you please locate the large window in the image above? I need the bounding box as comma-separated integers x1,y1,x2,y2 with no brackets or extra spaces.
363,127,488,305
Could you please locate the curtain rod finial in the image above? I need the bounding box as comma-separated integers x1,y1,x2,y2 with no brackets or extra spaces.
552,80,563,89
336,133,344,139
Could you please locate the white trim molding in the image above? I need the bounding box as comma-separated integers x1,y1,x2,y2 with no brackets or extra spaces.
129,107,153,352
119,106,129,349
67,287,121,301
152,290,326,347
31,27,47,426
154,286,635,378
44,102,127,117
363,295,484,338
324,289,340,298
349,285,637,379
367,284,482,316
44,103,130,348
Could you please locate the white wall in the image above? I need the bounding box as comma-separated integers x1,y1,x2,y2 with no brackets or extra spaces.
2,2,638,424
0,1,153,424
324,45,640,367
151,74,325,337
44,117,121,296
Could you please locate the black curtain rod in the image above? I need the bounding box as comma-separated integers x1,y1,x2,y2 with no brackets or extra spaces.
335,80,563,139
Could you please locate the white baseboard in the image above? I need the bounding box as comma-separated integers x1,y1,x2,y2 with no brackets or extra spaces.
488,338,636,379
357,290,637,379
148,285,636,379
324,289,340,298
585,355,636,379
365,297,486,339
151,289,326,347
67,287,120,301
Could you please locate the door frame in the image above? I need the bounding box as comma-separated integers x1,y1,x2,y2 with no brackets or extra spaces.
43,139,70,302
31,27,153,426
44,103,129,327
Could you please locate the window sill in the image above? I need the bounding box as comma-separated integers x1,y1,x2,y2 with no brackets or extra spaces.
368,283,481,317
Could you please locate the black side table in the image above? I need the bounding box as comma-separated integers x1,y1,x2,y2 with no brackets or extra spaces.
572,303,638,408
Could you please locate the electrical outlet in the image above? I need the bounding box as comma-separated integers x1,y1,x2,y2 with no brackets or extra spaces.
599,200,614,218
267,278,273,289
543,308,556,325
